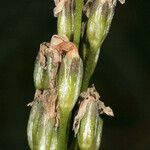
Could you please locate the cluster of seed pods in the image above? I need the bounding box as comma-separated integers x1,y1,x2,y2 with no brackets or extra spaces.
27,0,125,149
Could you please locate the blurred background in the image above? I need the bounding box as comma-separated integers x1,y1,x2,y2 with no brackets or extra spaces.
0,0,150,149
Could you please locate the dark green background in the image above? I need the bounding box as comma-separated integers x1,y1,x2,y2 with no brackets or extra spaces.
0,0,150,149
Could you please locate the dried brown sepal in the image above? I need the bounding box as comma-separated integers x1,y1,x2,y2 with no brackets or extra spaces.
53,0,68,17
83,0,94,17
73,85,114,135
38,42,50,69
98,101,114,116
50,34,78,56
52,35,77,54
27,89,43,107
119,0,125,4
50,34,69,47
28,89,58,128
73,97,90,135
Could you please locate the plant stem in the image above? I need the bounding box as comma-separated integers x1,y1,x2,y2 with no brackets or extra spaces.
81,47,101,91
73,0,83,47
58,110,70,150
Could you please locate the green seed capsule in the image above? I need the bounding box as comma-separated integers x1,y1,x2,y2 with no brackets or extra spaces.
81,0,117,91
77,101,98,150
33,43,60,90
58,49,83,112
34,62,49,90
87,0,116,50
93,117,103,150
27,100,42,149
57,0,72,40
57,48,83,150
27,100,45,150
33,43,49,90
27,100,55,150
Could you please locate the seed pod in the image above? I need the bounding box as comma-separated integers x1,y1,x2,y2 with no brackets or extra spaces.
87,0,116,50
81,0,117,91
27,100,55,150
33,62,49,90
73,86,107,150
33,42,60,90
77,101,98,150
58,48,83,112
57,48,83,150
57,0,72,40
27,100,42,149
33,43,49,90
93,117,103,150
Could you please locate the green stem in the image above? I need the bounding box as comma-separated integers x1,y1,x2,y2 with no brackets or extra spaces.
58,110,70,150
81,47,101,91
73,0,83,47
